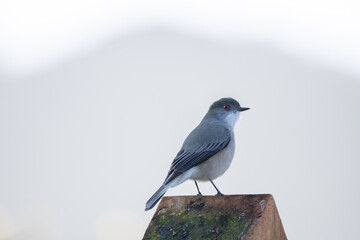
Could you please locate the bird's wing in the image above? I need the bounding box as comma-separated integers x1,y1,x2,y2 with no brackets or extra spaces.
164,123,231,185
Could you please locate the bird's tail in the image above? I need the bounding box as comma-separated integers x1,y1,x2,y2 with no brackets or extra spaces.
145,184,169,211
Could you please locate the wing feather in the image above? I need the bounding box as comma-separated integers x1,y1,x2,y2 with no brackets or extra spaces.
164,128,231,184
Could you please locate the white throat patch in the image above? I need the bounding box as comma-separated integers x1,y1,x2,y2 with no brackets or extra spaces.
225,111,240,128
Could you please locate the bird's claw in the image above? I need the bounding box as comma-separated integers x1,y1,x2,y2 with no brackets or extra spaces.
214,192,224,198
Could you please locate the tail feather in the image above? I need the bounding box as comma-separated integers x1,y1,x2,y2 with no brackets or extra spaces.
145,184,169,211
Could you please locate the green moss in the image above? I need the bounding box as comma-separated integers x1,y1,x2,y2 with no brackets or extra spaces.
147,224,161,240
144,207,253,239
170,209,187,217
159,215,167,222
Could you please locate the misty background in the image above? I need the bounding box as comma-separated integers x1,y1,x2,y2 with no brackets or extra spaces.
1,1,360,240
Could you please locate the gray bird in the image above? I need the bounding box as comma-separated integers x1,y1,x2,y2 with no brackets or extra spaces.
145,97,249,211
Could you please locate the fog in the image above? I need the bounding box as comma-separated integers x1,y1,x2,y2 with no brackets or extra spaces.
1,29,360,239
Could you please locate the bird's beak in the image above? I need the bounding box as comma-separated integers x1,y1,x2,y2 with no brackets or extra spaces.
238,107,250,112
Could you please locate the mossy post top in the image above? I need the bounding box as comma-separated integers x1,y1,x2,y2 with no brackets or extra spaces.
143,194,287,240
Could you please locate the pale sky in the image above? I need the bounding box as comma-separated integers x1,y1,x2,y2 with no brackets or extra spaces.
1,0,360,77
1,2,360,240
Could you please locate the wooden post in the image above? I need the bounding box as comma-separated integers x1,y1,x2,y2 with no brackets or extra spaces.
143,194,287,240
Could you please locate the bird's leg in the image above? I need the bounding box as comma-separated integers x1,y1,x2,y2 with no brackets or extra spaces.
209,179,224,197
194,180,202,196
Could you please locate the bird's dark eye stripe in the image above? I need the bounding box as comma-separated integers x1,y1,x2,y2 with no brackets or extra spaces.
224,105,230,110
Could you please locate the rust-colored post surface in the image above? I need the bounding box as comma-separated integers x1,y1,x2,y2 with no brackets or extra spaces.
143,194,287,240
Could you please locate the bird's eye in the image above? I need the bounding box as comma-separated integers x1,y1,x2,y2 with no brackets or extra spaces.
224,105,230,110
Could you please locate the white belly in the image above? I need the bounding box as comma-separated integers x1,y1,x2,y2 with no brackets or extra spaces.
190,138,235,181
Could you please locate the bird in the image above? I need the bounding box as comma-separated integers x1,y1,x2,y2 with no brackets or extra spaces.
145,97,249,211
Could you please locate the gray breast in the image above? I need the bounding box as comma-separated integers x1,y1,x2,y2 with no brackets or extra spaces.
190,136,235,181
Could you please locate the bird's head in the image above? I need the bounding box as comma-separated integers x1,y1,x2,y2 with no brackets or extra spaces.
206,97,249,128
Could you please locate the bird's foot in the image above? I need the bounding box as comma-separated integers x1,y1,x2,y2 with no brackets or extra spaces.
197,192,203,197
214,192,224,198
